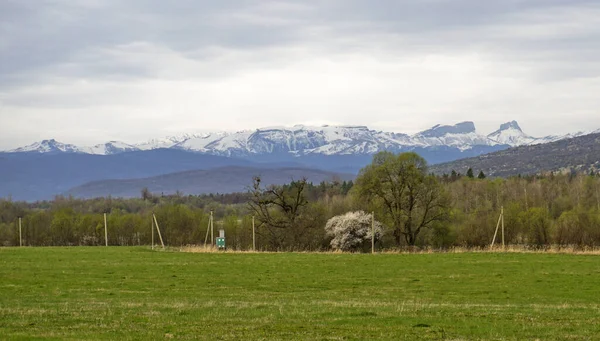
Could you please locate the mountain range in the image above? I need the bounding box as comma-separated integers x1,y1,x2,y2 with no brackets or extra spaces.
6,120,591,158
1,120,598,201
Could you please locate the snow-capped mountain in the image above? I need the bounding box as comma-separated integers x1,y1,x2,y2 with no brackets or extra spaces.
8,139,85,154
173,122,502,156
535,131,594,145
176,132,239,154
136,133,206,151
5,121,598,158
487,121,537,146
10,139,141,155
176,125,419,157
412,122,493,151
84,141,140,155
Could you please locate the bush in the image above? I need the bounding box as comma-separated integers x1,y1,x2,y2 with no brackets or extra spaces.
324,211,383,252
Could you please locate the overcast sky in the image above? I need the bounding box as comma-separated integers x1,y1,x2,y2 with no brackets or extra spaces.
1,0,600,148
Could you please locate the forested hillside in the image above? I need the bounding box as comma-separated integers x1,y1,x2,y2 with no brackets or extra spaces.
430,133,600,177
2,152,599,250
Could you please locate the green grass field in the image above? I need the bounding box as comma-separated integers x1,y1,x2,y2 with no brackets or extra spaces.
0,248,599,340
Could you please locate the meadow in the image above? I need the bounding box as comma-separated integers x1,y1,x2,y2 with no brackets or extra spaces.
0,247,599,340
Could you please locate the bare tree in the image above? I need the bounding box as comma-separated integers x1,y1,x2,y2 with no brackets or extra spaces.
247,176,309,249
141,187,152,201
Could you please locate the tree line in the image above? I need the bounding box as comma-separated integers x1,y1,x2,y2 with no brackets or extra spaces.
1,152,599,250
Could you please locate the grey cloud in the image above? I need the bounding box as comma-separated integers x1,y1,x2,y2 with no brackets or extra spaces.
1,0,600,148
0,1,313,86
3,0,600,84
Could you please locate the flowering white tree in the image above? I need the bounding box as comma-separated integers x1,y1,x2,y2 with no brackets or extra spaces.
324,211,384,252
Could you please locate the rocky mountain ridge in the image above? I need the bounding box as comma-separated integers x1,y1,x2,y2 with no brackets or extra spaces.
6,121,594,157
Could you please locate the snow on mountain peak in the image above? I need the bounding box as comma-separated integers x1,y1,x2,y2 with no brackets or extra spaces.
175,132,233,152
135,133,205,150
487,121,537,146
85,141,140,155
8,139,83,154
415,121,477,138
4,122,599,157
410,122,491,151
498,120,522,132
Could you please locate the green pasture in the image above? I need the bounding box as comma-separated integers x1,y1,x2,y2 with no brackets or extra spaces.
0,247,598,340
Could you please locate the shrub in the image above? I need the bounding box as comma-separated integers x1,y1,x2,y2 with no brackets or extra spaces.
324,211,383,252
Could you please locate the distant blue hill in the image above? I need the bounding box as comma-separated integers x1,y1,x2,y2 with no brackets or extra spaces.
0,149,255,201
67,166,355,200
0,145,507,201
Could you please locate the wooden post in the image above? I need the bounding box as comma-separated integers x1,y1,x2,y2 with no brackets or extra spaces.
204,217,211,245
152,214,165,249
18,217,22,247
152,218,155,249
210,211,214,246
104,213,108,247
501,206,505,249
371,211,375,254
491,209,502,248
252,216,256,252
596,186,600,212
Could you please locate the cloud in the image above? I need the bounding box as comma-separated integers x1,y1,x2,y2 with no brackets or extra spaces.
1,0,600,148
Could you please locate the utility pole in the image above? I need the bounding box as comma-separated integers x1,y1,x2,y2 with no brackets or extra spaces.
18,217,22,247
104,213,108,247
152,214,165,249
596,186,600,212
151,216,154,250
252,216,256,252
210,211,214,246
371,212,375,254
501,206,505,249
204,216,210,246
491,206,505,248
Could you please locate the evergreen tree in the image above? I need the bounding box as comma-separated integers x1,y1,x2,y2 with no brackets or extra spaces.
477,171,486,179
450,170,458,182
466,168,474,179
